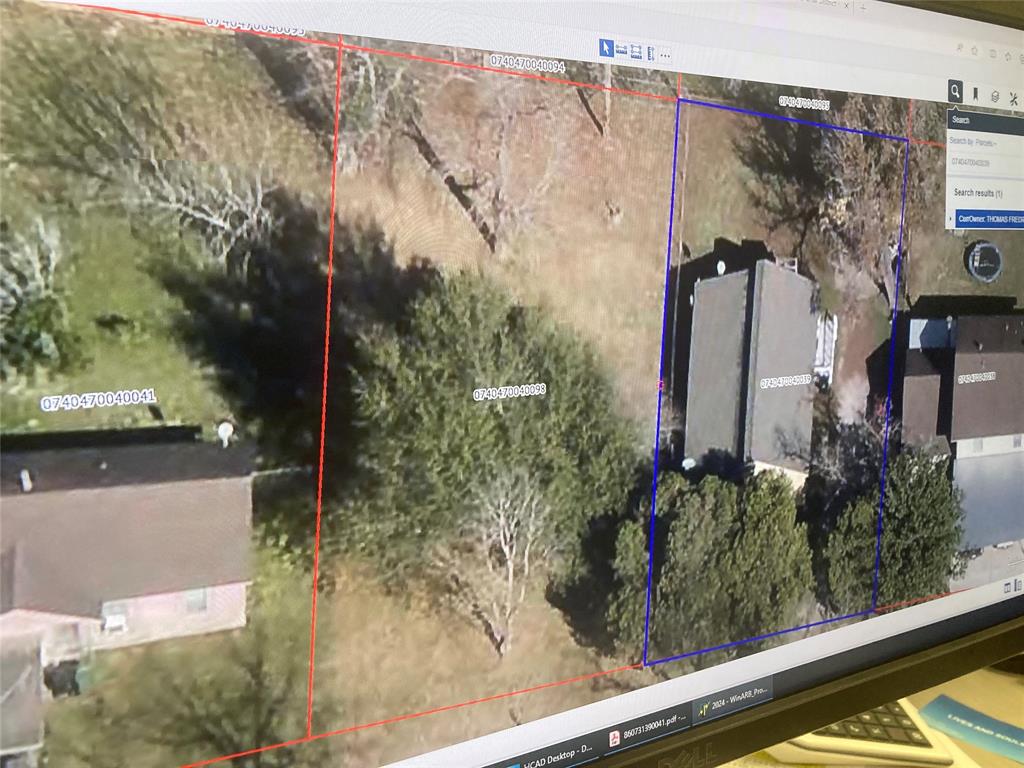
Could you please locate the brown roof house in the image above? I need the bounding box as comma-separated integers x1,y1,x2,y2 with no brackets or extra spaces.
900,315,1024,549
684,260,821,488
0,428,254,761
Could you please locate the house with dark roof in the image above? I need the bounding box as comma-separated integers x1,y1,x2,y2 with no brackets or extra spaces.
683,260,819,487
0,428,254,760
899,314,1024,549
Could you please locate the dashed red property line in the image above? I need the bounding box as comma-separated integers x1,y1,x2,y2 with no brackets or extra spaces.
176,579,974,768
305,38,345,739
74,3,337,46
72,3,204,27
180,663,643,767
313,662,645,742
61,5,967,767
874,588,965,612
75,3,671,101
339,41,676,102
179,735,313,768
905,99,942,149
173,579,976,768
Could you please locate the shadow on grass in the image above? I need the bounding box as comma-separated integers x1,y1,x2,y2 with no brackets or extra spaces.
154,194,437,544
546,459,654,658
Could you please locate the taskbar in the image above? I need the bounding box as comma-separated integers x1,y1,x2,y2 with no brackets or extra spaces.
482,678,771,768
479,595,1023,768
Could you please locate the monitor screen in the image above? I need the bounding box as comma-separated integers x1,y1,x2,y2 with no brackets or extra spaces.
0,2,1021,767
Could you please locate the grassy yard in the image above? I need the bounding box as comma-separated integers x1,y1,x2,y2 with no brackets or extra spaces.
676,107,773,259
1,3,334,436
333,66,679,442
314,564,652,766
0,214,233,435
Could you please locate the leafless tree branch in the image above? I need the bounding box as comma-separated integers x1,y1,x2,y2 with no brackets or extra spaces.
430,471,557,657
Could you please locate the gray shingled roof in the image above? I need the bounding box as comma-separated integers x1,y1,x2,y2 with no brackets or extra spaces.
1,441,254,495
684,270,748,463
685,261,817,470
901,350,951,452
1,443,254,619
951,315,1024,442
744,261,818,469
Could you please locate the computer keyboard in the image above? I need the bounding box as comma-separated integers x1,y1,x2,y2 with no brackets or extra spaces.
767,697,953,765
814,701,933,747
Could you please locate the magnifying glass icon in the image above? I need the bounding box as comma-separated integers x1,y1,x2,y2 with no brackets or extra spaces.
951,83,961,99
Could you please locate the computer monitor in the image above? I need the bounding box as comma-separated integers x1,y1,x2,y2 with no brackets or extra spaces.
0,2,1021,767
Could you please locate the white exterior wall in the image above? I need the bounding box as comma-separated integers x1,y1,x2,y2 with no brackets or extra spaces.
2,582,249,663
90,581,248,651
954,432,1024,459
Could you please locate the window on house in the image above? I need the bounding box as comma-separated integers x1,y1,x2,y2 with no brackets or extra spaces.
973,438,984,453
101,602,127,633
1014,434,1023,449
185,587,208,614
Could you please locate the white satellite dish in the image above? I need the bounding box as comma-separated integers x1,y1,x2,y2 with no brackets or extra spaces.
716,260,726,275
217,421,235,448
681,457,697,471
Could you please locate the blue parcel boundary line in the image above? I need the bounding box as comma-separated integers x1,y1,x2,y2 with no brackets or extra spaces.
872,135,912,609
643,95,912,668
675,96,910,141
643,98,684,667
650,610,874,667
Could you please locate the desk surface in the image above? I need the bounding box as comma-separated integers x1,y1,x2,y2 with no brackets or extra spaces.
906,666,1023,768
720,665,1023,767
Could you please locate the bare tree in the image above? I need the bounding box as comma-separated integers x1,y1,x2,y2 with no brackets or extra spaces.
484,89,562,246
120,155,281,274
816,94,905,306
0,218,77,379
563,61,614,137
3,25,281,274
432,471,556,657
243,39,568,254
0,219,62,327
242,38,339,155
374,70,563,253
732,86,906,308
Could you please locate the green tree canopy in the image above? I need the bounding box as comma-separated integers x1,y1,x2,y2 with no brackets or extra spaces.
610,471,813,664
333,271,639,591
606,517,649,657
826,450,964,614
44,549,338,768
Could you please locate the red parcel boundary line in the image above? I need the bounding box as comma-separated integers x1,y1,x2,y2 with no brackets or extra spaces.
305,39,345,738
873,588,963,612
339,41,676,102
77,4,337,46
179,588,964,767
74,2,950,136
71,3,673,100
180,663,644,768
908,97,947,149
59,3,958,765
